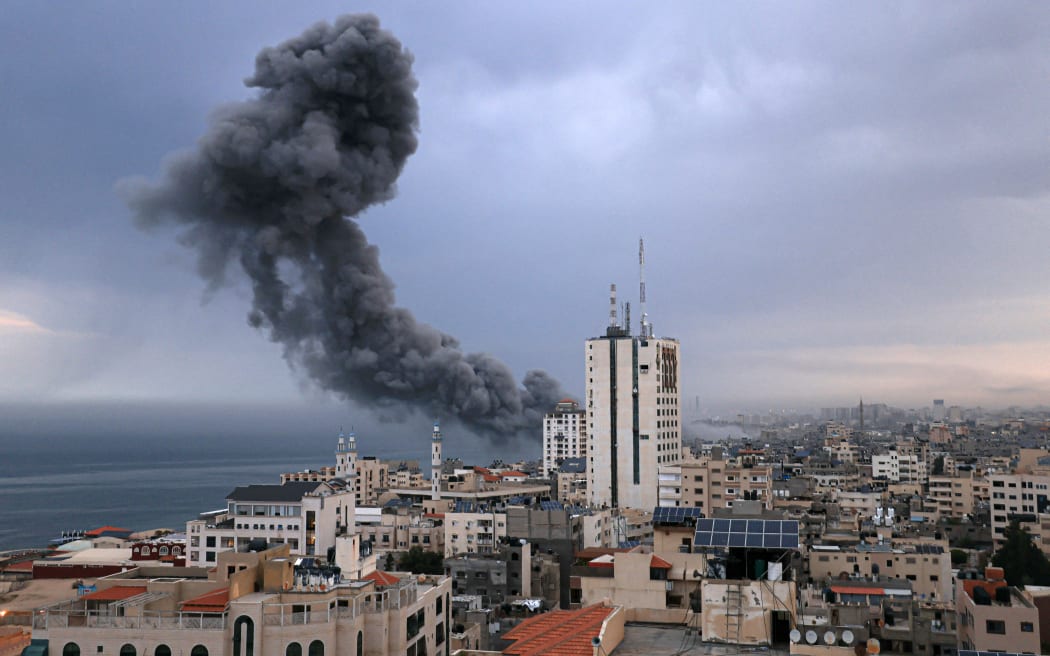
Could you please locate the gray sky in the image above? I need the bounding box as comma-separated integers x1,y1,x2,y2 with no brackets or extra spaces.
2,2,1049,443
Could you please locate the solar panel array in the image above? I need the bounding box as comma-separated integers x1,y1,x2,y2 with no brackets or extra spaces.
959,652,1030,656
693,518,800,549
539,500,564,511
652,507,704,524
619,540,640,548
914,544,944,554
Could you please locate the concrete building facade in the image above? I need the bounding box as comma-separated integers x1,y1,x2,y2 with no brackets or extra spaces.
586,290,680,510
542,400,587,477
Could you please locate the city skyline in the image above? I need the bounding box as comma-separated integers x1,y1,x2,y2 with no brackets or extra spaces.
2,3,1049,442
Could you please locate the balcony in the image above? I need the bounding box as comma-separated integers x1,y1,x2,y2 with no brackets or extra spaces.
35,609,226,632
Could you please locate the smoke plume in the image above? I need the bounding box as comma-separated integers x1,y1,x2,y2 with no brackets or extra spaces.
119,15,564,438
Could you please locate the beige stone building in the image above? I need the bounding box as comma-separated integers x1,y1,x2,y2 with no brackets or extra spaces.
677,453,774,513
956,568,1040,653
552,460,588,505
806,540,951,602
542,399,587,477
353,458,389,506
186,481,355,566
989,472,1050,552
29,545,452,656
926,471,977,520
354,506,444,558
443,512,507,557
586,295,681,510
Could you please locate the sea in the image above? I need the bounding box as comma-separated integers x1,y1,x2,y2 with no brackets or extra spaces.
0,431,442,552
0,418,750,552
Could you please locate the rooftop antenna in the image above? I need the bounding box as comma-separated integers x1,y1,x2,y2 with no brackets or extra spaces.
608,284,618,329
639,237,651,338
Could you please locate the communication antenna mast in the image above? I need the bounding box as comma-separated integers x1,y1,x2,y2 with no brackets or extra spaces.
639,237,651,337
608,284,618,329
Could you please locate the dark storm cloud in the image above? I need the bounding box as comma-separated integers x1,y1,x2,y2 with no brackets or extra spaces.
118,14,563,439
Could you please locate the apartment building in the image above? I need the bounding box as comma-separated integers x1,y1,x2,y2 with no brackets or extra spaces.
354,505,444,557
542,399,587,477
677,453,773,513
988,472,1050,552
956,567,1040,653
872,440,928,484
28,545,452,656
443,512,507,557
807,540,952,601
444,541,531,607
186,481,354,566
354,457,389,506
926,471,977,520
553,458,588,505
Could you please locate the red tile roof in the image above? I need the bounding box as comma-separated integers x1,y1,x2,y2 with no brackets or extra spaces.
364,570,400,587
650,555,673,569
502,603,615,656
84,526,132,537
81,586,147,601
502,471,527,478
180,587,229,613
3,560,34,572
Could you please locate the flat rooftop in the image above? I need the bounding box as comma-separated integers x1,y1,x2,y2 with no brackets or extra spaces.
613,624,789,656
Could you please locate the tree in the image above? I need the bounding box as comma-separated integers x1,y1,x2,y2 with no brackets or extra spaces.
384,553,396,571
397,546,444,575
991,520,1050,588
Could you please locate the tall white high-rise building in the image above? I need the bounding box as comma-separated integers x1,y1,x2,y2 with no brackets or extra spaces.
586,283,681,510
542,399,587,476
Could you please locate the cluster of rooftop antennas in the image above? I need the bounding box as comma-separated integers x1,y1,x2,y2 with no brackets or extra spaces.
606,238,655,338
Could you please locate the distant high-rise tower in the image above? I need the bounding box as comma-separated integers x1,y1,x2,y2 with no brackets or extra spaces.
431,421,442,501
859,398,864,434
932,399,946,422
542,399,587,477
587,269,680,510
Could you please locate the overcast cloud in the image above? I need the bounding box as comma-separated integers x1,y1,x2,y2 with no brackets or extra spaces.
1,2,1048,444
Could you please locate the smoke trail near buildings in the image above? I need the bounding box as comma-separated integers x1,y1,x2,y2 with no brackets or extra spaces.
119,15,564,439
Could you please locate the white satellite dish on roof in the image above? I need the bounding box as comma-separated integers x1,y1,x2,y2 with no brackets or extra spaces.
841,629,855,645
805,630,818,645
824,631,836,645
789,629,801,643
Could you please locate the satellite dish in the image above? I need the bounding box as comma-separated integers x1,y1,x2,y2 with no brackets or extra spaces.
824,631,836,645
591,637,601,647
805,630,818,645
867,637,881,654
789,629,801,643
841,629,855,645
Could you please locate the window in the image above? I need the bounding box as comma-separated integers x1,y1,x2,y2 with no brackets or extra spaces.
119,646,136,656
308,641,324,656
191,647,208,656
1021,622,1034,632
63,644,80,656
206,536,216,548
287,644,302,656
155,647,170,656
985,619,1006,634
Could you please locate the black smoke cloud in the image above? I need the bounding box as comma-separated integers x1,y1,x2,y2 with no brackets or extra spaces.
119,14,564,439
